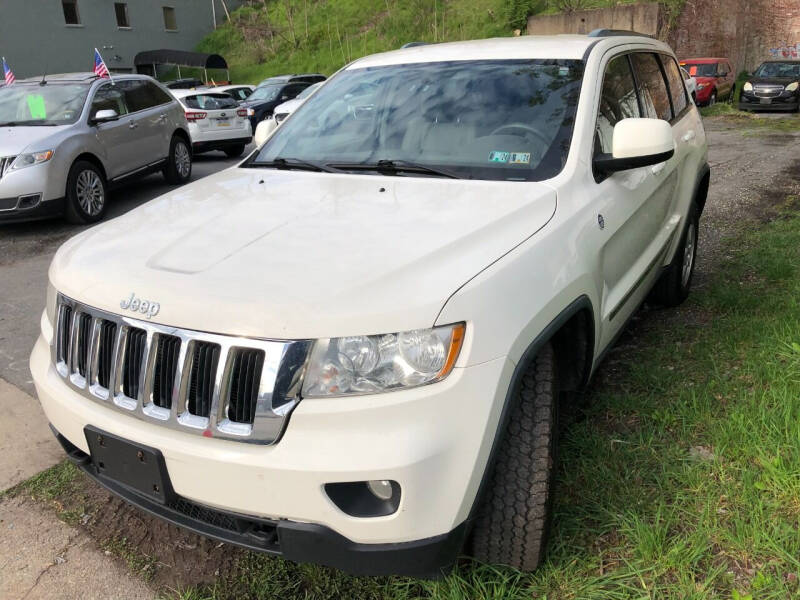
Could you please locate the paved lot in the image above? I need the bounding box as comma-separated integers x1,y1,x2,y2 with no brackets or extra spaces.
0,149,252,396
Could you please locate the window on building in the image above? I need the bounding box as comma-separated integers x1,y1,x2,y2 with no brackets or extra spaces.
163,6,177,31
62,0,81,25
115,3,130,28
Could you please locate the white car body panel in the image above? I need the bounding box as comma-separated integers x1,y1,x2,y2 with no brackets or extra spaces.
32,34,709,568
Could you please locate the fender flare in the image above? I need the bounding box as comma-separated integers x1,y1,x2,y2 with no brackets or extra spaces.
464,294,595,525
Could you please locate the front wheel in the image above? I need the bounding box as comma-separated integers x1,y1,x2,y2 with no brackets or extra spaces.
224,144,246,158
708,90,717,106
470,343,558,571
163,135,192,184
649,202,699,307
64,160,107,224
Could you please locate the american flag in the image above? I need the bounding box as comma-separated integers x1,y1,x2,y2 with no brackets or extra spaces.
2,58,15,85
93,48,110,78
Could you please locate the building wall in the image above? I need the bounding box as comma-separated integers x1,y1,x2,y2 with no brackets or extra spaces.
0,0,242,79
526,3,661,37
669,0,800,73
526,0,800,75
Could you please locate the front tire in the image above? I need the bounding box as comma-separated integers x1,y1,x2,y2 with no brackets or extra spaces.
64,160,107,224
708,90,717,106
163,134,192,184
649,202,699,307
224,144,246,158
470,343,558,571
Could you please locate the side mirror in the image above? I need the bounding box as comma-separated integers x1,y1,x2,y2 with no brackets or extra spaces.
92,109,119,124
254,117,278,147
593,118,674,178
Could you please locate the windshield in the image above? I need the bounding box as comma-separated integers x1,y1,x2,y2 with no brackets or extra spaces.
754,62,800,78
682,63,717,77
0,83,89,125
248,85,281,102
251,59,584,182
296,82,321,100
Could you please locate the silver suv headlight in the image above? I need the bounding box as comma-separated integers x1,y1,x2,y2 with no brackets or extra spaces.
302,323,465,398
11,150,54,170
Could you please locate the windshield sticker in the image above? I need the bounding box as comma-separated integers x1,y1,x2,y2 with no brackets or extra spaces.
26,94,47,120
509,152,531,165
489,151,510,163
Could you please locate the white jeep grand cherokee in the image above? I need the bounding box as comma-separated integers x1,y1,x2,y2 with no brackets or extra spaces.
31,31,709,577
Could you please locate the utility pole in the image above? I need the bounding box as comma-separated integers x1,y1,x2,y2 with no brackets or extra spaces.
212,0,217,29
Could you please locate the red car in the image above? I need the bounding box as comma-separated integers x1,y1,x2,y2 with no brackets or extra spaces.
679,58,736,106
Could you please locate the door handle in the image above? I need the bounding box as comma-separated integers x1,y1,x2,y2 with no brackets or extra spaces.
158,114,168,122
651,162,666,175
128,121,138,129
682,130,696,143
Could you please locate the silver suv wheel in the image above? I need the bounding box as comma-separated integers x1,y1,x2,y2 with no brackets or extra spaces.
175,141,191,178
76,169,105,216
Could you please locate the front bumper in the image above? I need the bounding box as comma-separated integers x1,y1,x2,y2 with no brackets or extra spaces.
0,160,66,222
739,90,799,111
31,329,513,574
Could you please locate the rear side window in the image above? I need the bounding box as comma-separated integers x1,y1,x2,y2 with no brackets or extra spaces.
121,80,170,112
661,56,688,117
183,93,238,110
595,55,640,154
631,53,672,121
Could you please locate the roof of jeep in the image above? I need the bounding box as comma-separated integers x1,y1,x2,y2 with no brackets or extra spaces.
348,34,666,69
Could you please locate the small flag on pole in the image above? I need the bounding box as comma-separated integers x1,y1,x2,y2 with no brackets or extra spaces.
93,48,110,79
2,57,15,85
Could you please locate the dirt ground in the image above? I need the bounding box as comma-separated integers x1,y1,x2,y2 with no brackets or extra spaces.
2,115,799,597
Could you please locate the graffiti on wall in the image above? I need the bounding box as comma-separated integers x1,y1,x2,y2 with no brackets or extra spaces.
769,43,800,59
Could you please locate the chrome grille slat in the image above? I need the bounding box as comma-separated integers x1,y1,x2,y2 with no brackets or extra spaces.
51,294,310,444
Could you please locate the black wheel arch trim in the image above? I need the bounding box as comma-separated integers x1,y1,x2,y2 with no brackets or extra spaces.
465,295,596,526
694,161,711,217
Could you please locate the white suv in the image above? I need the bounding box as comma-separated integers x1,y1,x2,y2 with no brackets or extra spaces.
31,31,709,577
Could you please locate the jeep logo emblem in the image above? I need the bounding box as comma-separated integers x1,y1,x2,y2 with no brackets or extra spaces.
120,292,160,319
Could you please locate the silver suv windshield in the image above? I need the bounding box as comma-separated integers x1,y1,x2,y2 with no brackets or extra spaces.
251,59,584,181
0,83,90,126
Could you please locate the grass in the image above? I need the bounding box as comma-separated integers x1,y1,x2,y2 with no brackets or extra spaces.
196,0,687,85
101,536,160,582
155,197,800,598
699,103,800,133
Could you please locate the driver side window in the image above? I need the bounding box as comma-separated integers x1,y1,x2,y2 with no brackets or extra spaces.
91,84,128,118
595,54,640,155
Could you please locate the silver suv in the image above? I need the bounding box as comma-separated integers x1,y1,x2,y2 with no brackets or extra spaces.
0,73,191,224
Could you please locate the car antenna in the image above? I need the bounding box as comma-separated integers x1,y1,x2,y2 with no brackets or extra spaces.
39,59,49,86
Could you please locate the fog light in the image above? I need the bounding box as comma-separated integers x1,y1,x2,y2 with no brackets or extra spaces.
367,479,393,501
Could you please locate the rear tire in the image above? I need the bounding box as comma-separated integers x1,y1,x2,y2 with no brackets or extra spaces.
649,202,699,307
163,134,192,184
470,343,558,571
224,144,246,158
64,160,107,224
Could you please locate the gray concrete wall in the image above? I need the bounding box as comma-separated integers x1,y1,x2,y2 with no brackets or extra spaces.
0,0,241,79
527,2,661,37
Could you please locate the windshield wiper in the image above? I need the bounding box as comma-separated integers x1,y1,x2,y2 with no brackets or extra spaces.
249,157,342,173
327,159,461,179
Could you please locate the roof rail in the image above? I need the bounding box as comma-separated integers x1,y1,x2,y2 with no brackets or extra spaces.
587,29,653,38
401,42,429,49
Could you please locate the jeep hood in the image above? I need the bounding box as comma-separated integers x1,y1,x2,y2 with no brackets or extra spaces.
0,125,70,156
50,168,556,339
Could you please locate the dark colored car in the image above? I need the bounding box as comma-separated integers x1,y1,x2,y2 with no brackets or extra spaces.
165,78,206,90
739,60,800,112
679,58,735,106
241,74,326,129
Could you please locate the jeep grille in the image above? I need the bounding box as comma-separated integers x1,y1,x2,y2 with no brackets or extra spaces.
52,294,311,444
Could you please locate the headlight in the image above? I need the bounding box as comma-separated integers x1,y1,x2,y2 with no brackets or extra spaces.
743,81,754,92
786,81,799,92
302,323,465,398
11,150,54,170
246,108,255,116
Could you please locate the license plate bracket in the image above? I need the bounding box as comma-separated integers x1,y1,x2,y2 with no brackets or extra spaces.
760,97,773,104
84,426,173,504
